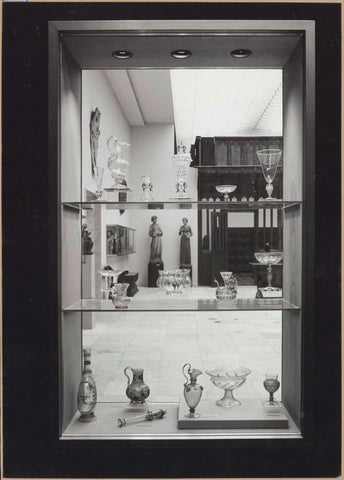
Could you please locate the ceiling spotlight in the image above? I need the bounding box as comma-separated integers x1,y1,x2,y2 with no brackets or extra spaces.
171,49,192,59
230,49,252,58
112,50,133,59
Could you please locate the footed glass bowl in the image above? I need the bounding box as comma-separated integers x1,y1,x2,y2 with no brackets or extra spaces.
215,185,237,201
254,251,283,291
206,366,251,407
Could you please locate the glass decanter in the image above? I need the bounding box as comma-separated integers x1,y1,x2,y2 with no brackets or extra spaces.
182,363,203,418
106,135,130,189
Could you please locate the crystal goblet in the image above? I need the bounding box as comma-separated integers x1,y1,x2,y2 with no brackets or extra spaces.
263,373,280,405
257,149,282,200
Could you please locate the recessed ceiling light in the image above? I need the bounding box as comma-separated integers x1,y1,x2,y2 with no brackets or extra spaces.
171,49,192,59
230,49,252,58
112,50,133,59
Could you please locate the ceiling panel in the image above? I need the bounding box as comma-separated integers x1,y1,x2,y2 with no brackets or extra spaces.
63,34,301,69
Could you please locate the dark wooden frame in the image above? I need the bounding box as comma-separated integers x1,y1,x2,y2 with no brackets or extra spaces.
2,3,341,478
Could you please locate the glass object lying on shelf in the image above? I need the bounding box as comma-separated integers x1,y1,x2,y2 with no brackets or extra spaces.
206,366,251,407
172,144,191,198
215,185,237,201
254,251,284,291
117,409,167,427
106,224,136,256
106,135,130,189
257,149,282,200
157,269,191,294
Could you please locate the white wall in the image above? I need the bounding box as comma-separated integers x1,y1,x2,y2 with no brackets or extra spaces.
129,124,198,286
82,70,131,198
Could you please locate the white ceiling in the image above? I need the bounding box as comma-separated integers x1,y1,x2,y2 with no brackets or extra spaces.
105,69,282,148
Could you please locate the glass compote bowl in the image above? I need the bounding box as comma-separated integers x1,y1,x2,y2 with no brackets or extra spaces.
206,366,251,407
215,185,237,201
254,251,284,291
256,149,282,200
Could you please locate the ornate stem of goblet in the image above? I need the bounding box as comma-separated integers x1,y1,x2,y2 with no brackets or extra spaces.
267,263,273,289
266,182,274,199
269,392,274,403
224,193,229,201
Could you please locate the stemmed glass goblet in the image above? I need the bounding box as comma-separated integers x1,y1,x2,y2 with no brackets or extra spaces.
257,149,282,200
263,373,280,405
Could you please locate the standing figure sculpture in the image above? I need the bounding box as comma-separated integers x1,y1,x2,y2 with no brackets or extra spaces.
90,107,101,175
179,218,193,266
149,216,163,263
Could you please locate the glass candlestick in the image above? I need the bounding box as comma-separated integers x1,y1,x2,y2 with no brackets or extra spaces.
257,149,282,200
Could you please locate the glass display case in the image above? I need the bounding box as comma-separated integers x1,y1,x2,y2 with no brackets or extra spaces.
53,19,315,441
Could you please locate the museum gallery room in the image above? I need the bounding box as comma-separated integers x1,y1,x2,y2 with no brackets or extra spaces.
55,21,310,440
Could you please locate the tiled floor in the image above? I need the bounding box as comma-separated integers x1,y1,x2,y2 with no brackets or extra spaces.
83,286,282,404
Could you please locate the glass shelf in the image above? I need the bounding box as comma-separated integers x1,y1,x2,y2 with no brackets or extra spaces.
63,200,302,211
63,297,300,312
62,402,301,440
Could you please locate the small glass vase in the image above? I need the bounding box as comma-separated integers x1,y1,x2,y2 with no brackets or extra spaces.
141,176,153,201
111,282,130,309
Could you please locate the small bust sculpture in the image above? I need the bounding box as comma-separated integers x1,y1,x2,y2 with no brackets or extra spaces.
82,224,94,255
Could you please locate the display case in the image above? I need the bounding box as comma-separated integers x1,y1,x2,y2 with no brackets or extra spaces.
52,19,314,441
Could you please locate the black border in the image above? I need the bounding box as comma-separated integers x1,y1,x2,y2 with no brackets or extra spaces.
2,2,341,478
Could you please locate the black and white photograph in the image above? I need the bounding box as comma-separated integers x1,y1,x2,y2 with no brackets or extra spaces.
2,2,341,478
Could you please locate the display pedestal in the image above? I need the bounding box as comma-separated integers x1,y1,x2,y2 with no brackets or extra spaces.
148,261,164,287
82,254,95,329
178,398,288,429
180,264,192,284
256,287,282,299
